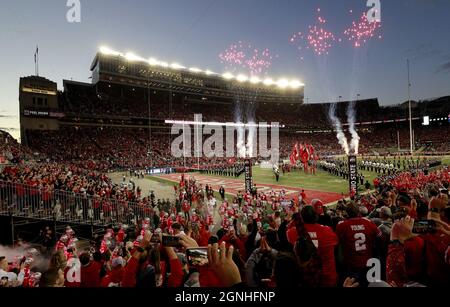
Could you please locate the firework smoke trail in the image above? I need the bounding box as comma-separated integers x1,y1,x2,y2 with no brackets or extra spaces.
347,101,360,154
234,100,246,158
245,99,257,158
328,103,350,155
237,126,246,158
347,46,367,155
246,121,257,158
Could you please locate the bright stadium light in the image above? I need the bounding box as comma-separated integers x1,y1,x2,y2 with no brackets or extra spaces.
171,63,186,70
100,46,122,56
236,74,249,82
125,52,146,62
148,58,159,66
158,61,169,68
98,47,304,90
250,76,261,84
223,72,234,80
205,69,216,75
263,78,274,86
289,80,304,89
189,67,202,73
277,79,290,89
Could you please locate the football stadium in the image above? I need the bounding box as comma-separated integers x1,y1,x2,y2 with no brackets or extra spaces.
0,0,449,294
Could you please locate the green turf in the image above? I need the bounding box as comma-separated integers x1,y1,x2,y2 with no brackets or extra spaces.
146,175,225,199
147,155,450,196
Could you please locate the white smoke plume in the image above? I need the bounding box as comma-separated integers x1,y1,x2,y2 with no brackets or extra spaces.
234,99,247,158
347,101,360,155
237,124,246,158
328,103,350,155
0,244,50,272
246,121,256,158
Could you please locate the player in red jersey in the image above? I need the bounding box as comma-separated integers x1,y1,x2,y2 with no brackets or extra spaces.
335,203,382,285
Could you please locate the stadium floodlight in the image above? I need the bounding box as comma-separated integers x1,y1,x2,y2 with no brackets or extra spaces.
125,52,146,62
289,80,304,89
171,63,186,70
222,72,234,80
158,61,169,68
236,74,249,82
189,67,202,73
250,76,261,84
148,58,159,66
263,78,274,86
100,46,122,56
98,47,304,90
205,70,216,76
277,79,290,89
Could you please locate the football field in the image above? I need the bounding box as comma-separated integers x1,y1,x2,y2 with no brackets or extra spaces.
149,167,368,204
147,155,450,205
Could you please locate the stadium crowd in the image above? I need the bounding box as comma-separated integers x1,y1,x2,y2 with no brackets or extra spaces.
0,162,150,223
1,89,450,288
1,169,449,288
21,123,450,172
0,130,35,163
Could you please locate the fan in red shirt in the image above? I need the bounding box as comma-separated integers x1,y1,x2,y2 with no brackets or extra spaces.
300,190,307,202
182,200,190,220
79,252,101,287
286,206,339,287
300,205,338,287
387,215,450,287
116,225,126,244
335,202,382,283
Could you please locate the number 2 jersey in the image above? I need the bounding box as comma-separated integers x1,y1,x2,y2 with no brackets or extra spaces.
336,217,382,271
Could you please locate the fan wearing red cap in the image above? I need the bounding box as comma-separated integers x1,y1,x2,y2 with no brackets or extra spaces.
311,199,324,215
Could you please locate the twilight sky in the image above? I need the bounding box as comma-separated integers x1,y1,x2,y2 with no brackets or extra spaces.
1,0,449,138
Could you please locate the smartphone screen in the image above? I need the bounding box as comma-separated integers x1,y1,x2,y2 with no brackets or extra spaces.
412,220,436,234
162,235,181,247
186,248,209,267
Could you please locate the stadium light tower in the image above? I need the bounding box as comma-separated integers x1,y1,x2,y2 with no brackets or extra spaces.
407,59,413,155
147,66,153,167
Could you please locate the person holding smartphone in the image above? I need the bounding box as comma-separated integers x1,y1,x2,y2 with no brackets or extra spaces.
387,216,450,287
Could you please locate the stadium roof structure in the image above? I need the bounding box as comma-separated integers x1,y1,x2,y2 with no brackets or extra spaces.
96,46,305,90
90,47,305,104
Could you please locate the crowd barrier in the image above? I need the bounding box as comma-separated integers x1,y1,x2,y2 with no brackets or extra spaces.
0,181,154,227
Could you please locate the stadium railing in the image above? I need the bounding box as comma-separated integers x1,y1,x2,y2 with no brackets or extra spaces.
0,181,152,227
